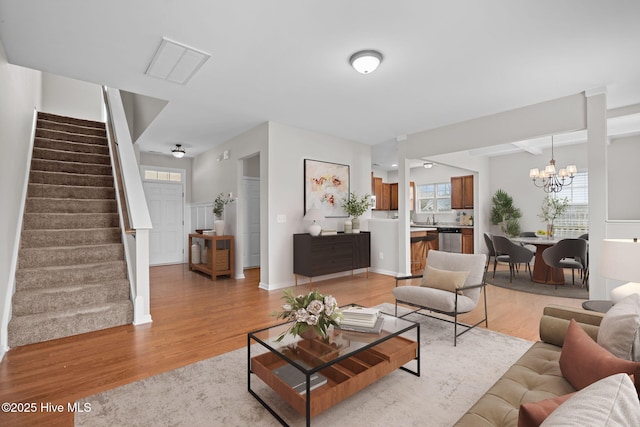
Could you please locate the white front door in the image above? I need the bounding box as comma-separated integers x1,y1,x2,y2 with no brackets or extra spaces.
144,181,184,265
243,177,261,267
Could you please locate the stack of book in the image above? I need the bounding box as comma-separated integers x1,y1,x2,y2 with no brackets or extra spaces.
320,229,337,236
338,306,384,333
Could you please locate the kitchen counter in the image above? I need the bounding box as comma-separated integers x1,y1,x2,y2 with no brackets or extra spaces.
411,224,473,229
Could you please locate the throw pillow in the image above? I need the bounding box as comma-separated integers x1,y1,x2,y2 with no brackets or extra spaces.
597,293,640,361
540,373,640,426
559,319,640,391
420,265,469,294
518,393,575,427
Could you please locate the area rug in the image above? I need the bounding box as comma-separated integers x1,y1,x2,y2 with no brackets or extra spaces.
75,304,533,427
487,268,589,299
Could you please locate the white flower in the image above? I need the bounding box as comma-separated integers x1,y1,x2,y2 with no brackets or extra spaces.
306,315,318,325
324,295,337,315
307,300,324,315
295,308,309,322
282,303,292,311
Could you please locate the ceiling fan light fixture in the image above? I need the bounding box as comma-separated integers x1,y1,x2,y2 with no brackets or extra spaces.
171,144,186,158
350,50,383,74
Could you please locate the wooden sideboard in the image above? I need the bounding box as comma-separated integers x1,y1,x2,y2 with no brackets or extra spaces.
188,233,234,280
293,232,370,285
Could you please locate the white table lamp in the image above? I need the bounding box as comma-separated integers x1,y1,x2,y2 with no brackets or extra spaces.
303,208,324,236
600,238,640,303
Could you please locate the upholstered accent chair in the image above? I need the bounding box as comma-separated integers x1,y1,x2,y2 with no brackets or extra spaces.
393,250,487,346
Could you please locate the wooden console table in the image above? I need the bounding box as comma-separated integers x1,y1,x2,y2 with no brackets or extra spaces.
188,233,234,280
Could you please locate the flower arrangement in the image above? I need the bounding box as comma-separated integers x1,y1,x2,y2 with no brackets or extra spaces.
273,289,342,341
341,192,372,218
213,193,234,219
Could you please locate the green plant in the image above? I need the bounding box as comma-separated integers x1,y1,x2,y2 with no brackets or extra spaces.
341,192,372,217
213,193,234,219
273,289,343,341
490,189,522,237
538,195,569,225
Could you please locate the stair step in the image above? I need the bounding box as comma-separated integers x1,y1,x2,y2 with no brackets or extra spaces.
25,198,117,214
35,137,109,155
18,243,124,269
23,212,119,230
28,183,115,200
12,279,130,316
29,170,114,187
31,158,112,176
16,261,127,290
38,112,105,129
37,118,106,137
33,147,110,165
35,128,107,146
7,300,133,347
21,228,121,248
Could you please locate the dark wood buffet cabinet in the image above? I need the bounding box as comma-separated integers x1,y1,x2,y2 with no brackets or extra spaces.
293,232,371,285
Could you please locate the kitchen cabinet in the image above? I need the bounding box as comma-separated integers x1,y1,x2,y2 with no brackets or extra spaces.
390,183,398,210
461,228,474,254
410,229,438,275
381,183,391,210
451,175,474,209
372,176,383,210
410,181,415,211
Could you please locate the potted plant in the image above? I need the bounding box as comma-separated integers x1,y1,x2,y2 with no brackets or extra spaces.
341,192,372,233
273,289,343,341
489,189,522,237
213,193,234,235
538,195,569,239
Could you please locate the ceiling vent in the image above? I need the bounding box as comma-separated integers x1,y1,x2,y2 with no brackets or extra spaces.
145,37,210,85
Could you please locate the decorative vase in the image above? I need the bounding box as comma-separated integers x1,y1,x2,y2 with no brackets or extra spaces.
352,217,360,234
546,223,554,239
344,219,352,234
201,245,208,264
300,328,320,340
191,242,201,264
214,219,225,236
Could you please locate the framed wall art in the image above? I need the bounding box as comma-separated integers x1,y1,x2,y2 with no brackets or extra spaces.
304,159,350,217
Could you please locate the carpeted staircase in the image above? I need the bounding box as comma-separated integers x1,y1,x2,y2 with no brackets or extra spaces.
8,112,133,348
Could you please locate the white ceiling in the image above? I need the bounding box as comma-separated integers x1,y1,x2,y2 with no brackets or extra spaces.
2,1,640,160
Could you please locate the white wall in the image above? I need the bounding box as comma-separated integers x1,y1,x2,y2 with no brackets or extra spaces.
0,41,42,358
267,122,372,289
608,134,640,220
40,72,102,121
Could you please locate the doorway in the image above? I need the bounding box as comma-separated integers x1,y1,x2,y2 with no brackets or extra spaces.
142,167,185,265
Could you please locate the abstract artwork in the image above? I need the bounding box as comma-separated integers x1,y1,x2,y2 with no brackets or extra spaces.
304,159,349,217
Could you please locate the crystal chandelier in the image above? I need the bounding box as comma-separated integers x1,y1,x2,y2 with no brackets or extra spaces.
529,136,577,193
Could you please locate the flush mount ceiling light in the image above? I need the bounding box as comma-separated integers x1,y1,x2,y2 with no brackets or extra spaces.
349,50,383,74
145,37,211,85
423,162,434,169
171,144,186,158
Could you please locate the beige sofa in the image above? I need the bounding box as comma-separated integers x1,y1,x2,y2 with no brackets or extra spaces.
454,305,605,426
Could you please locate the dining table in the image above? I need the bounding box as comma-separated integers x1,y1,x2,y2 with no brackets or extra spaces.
510,236,566,285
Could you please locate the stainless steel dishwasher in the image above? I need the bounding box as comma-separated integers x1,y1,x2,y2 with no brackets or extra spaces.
438,227,462,253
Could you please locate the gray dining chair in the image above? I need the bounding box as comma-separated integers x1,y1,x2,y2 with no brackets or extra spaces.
541,238,588,289
492,236,534,282
483,232,498,277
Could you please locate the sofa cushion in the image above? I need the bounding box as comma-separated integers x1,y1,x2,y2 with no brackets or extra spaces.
420,265,469,294
559,319,640,390
597,293,640,361
517,393,574,427
540,373,640,426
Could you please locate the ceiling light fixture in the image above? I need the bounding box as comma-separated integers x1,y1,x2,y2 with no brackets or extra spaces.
349,50,383,74
171,144,186,158
423,162,434,169
529,136,576,193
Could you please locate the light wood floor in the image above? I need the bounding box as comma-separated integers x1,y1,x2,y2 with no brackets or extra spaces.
0,264,584,426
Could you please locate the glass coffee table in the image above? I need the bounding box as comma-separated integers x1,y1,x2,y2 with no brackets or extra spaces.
248,310,420,426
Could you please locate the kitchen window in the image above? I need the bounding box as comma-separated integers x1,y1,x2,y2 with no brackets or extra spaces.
554,172,589,237
416,182,451,213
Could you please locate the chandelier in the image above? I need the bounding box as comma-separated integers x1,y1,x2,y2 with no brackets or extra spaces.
529,136,576,193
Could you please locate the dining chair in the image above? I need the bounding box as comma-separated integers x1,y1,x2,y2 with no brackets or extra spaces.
483,232,498,277
518,231,537,253
541,238,588,289
492,236,534,282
